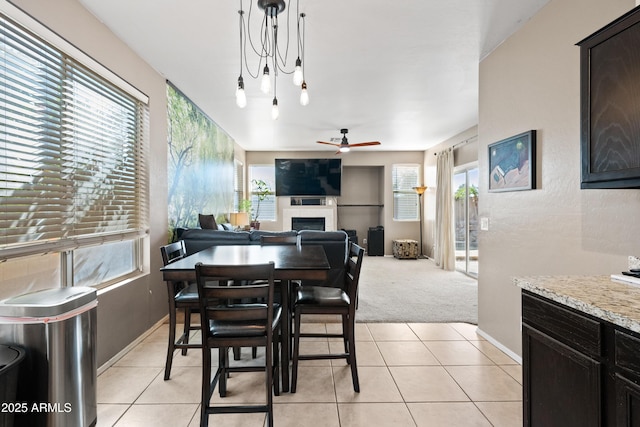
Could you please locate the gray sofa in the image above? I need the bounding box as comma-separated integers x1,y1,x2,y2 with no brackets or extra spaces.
179,228,349,288
179,229,297,255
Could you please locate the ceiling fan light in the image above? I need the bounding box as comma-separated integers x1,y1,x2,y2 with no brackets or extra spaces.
300,81,309,106
271,98,279,120
293,58,304,85
261,65,271,94
339,146,350,153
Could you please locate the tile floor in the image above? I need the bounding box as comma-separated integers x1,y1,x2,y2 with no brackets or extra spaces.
97,321,522,427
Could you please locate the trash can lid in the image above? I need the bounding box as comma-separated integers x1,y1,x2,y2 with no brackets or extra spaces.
0,345,25,371
0,287,97,318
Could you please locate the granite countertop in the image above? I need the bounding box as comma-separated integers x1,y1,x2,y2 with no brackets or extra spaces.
514,275,640,334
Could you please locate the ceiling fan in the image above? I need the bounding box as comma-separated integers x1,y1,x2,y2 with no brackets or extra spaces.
316,129,381,154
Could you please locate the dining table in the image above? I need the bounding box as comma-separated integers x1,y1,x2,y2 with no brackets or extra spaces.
160,243,330,392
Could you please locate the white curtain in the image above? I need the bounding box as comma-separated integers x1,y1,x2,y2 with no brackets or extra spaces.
434,148,456,270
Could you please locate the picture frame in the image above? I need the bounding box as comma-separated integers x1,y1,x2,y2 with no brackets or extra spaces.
488,130,536,192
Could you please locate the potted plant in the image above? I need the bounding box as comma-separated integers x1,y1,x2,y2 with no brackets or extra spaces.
249,179,271,230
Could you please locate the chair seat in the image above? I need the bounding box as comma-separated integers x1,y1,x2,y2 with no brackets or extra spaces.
295,286,350,306
209,304,282,337
174,282,198,303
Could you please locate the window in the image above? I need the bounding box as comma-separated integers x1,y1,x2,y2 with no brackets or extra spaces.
248,165,276,221
233,159,244,212
392,164,419,221
0,9,148,287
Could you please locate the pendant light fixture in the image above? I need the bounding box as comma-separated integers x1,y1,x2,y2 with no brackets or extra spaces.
235,0,309,118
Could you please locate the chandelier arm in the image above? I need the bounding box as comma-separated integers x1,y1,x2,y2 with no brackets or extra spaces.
238,1,244,77
241,8,262,79
244,1,269,60
272,1,293,74
273,15,278,93
295,0,301,58
300,11,305,74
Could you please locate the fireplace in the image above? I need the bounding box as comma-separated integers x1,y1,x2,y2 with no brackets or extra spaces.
292,217,325,231
283,206,336,231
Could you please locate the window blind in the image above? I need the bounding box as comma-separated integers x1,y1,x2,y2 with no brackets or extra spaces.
392,164,419,221
249,165,276,221
0,13,149,259
233,159,244,212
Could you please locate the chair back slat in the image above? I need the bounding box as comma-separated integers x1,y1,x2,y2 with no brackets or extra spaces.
202,284,270,301
195,262,275,335
206,305,268,321
260,234,300,245
161,240,187,266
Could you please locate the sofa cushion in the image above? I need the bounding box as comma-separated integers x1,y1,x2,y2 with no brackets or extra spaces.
198,214,217,230
181,229,250,254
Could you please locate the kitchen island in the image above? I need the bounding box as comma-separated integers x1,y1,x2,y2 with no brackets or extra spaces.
515,275,640,427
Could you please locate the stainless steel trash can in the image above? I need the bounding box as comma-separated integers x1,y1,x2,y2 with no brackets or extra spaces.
0,287,98,427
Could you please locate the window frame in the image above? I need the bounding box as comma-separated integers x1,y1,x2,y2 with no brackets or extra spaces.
0,4,149,289
392,163,420,221
248,164,276,222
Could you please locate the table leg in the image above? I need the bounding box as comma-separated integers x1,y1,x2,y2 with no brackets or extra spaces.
280,279,290,392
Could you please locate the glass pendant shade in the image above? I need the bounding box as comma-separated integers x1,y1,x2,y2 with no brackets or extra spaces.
299,81,309,106
235,76,247,108
261,65,271,94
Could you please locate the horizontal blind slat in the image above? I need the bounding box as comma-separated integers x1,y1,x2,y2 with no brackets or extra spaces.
1,11,148,260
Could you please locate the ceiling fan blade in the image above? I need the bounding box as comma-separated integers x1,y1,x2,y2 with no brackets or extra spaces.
348,141,381,147
317,140,341,147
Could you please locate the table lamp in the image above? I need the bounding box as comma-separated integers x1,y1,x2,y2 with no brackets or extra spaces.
230,212,249,230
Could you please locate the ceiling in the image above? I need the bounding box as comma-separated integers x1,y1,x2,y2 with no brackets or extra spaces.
79,0,549,153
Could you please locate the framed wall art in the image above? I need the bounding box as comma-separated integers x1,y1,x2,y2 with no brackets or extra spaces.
488,130,536,192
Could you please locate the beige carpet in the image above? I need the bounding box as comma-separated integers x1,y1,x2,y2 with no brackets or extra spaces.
356,256,478,324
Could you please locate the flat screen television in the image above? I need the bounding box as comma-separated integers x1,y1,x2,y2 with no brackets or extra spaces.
275,158,342,196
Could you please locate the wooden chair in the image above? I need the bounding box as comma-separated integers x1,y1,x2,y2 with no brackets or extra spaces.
195,262,281,427
260,234,300,246
290,242,365,393
160,241,200,380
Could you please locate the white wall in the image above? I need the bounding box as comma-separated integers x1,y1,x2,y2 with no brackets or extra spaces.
478,0,639,355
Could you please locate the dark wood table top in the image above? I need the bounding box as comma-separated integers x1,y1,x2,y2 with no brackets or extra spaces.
160,244,330,281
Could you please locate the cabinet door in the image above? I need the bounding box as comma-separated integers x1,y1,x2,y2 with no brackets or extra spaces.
523,325,602,427
617,375,640,427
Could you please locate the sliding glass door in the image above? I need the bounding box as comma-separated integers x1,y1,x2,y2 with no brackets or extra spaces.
453,165,479,277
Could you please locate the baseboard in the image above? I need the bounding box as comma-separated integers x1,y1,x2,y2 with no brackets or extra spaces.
476,326,522,365
97,315,168,375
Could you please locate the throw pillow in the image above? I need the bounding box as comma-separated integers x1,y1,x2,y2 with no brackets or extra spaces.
199,214,217,230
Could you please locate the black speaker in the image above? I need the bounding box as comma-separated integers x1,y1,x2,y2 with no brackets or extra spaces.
367,226,384,256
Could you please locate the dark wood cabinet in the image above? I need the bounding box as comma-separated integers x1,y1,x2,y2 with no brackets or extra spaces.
523,326,602,427
522,292,603,427
578,6,640,189
615,330,640,426
523,290,640,426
